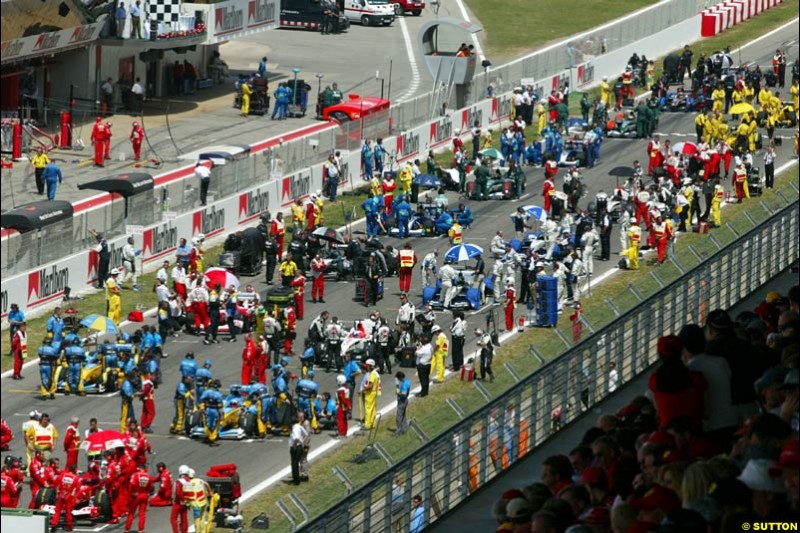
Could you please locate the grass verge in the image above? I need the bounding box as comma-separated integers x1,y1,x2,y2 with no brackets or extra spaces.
0,191,370,372
241,160,798,528
465,0,658,60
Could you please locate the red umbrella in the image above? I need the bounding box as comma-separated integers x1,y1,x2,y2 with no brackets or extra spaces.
80,430,126,453
204,267,240,290
672,141,698,155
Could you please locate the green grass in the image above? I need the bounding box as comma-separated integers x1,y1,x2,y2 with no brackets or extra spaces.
0,191,370,372
466,0,658,60
244,166,798,530
570,1,799,114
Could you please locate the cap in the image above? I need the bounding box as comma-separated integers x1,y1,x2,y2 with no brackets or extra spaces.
706,309,735,329
365,358,376,367
778,368,799,390
178,465,190,476
578,506,611,526
657,335,682,358
629,485,681,513
737,459,786,493
754,366,790,393
765,291,782,303
29,410,40,419
337,375,347,385
645,430,676,448
474,328,484,335
501,489,524,501
506,497,530,520
204,359,213,368
110,268,120,275
431,325,441,333
580,467,608,489
770,439,799,476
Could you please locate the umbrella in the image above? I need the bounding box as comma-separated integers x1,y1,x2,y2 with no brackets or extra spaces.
413,173,441,188
80,430,126,453
79,314,119,334
672,141,698,155
521,205,548,222
729,103,755,115
445,243,484,262
205,267,240,290
312,226,345,244
609,166,635,178
479,148,503,160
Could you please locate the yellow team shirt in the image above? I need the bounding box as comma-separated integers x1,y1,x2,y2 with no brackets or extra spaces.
291,204,305,225
32,153,50,169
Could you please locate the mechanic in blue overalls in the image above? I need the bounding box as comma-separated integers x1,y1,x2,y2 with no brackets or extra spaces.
64,337,86,396
395,195,412,239
120,370,138,432
195,359,214,401
38,336,59,400
296,371,320,434
170,374,194,435
179,352,198,380
199,379,223,447
101,342,119,392
373,139,385,176
362,193,379,238
46,308,65,351
271,83,290,120
300,341,316,379
272,365,291,435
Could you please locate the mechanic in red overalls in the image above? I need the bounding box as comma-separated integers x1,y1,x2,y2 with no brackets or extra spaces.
1,464,19,508
90,117,109,167
126,463,154,533
241,333,256,385
50,463,82,531
149,462,173,507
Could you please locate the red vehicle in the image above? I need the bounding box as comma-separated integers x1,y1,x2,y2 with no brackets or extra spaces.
36,484,113,526
393,0,424,15
322,94,391,123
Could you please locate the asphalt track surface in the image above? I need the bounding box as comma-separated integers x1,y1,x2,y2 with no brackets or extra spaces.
1,24,796,532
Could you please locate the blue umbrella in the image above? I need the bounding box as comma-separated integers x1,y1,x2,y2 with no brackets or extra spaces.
80,314,119,334
522,205,548,222
412,173,441,188
445,243,484,263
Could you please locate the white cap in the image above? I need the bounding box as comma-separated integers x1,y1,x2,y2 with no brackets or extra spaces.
197,233,206,241
29,410,40,419
629,216,637,224
535,261,545,268
602,76,608,81
110,268,120,275
337,375,346,385
505,277,515,285
311,193,317,200
188,468,196,478
364,358,376,367
474,328,484,335
191,237,199,245
454,128,461,135
431,325,441,333
737,459,786,493
178,465,190,476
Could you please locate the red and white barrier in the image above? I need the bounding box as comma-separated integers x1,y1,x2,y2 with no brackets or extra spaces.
700,0,783,36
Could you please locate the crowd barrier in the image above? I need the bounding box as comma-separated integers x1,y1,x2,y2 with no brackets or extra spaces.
298,193,800,533
0,0,731,321
701,0,783,36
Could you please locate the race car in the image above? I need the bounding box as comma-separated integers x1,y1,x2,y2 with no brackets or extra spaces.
605,111,638,138
36,485,113,526
465,175,516,200
558,137,588,168
53,343,133,395
187,390,251,441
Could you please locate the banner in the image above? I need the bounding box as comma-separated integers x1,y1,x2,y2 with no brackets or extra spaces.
185,0,279,44
1,18,106,64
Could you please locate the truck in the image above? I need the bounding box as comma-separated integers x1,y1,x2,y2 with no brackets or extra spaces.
392,0,425,16
280,0,350,31
339,0,395,26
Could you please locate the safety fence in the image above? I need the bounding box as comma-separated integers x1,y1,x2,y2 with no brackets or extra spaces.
298,195,799,532
390,0,710,132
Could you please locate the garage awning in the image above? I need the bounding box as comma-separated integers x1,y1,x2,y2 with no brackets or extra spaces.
78,172,154,197
0,200,74,232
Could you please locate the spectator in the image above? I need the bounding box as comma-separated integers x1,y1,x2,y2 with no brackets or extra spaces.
568,446,593,480
609,503,637,533
737,459,791,519
530,510,558,533
648,335,707,430
115,2,127,38
681,461,715,507
678,324,739,438
506,497,532,532
130,0,142,39
559,485,590,518
410,494,425,533
541,455,574,496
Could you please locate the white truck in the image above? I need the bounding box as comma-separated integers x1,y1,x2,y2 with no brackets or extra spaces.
340,0,395,26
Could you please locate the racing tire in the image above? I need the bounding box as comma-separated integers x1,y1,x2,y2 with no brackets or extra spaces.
35,486,57,507
242,411,258,437
394,3,403,15
361,15,370,26
96,489,113,522
413,9,421,15
188,410,202,435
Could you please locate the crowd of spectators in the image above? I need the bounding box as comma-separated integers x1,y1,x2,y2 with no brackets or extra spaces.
489,285,800,533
